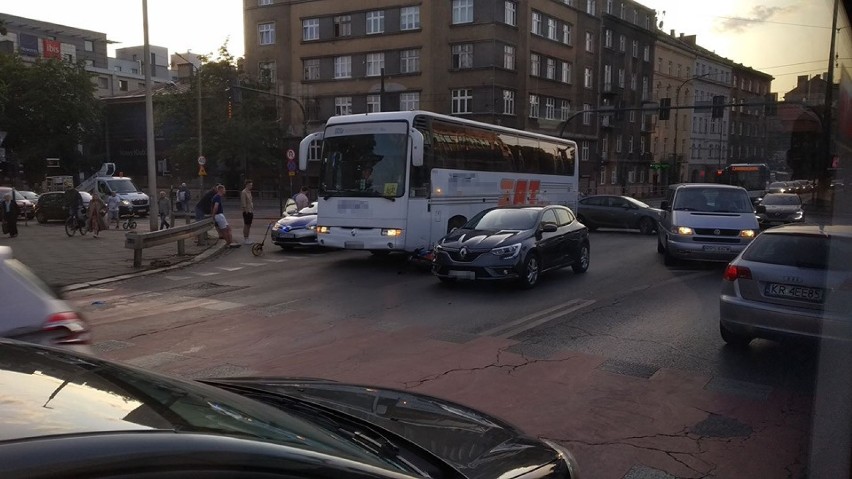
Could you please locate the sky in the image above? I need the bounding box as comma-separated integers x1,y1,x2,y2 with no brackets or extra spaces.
0,0,844,93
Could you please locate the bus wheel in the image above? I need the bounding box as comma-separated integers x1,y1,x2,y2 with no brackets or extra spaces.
447,215,467,234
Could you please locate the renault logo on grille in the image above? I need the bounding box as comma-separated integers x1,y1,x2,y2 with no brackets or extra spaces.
459,247,468,259
714,229,721,235
351,229,356,236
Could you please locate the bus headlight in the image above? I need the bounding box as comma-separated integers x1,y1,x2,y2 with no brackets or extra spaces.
676,226,695,235
381,228,403,237
317,226,330,234
739,229,756,238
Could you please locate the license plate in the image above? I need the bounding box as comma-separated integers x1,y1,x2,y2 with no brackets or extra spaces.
448,270,476,280
765,283,824,302
281,233,295,239
703,245,731,253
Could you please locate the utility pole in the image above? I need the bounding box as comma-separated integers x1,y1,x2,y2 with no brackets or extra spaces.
142,0,158,231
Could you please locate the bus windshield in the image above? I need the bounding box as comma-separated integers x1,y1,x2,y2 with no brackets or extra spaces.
320,132,408,199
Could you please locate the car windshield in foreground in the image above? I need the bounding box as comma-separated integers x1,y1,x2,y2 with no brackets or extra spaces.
0,345,414,474
743,234,852,271
466,208,540,230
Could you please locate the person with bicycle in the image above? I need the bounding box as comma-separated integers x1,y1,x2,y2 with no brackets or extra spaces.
64,186,84,222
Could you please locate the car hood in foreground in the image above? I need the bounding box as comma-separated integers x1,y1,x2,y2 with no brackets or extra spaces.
210,377,566,479
440,229,528,250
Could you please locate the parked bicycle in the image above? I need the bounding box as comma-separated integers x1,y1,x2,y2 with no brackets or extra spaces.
64,209,88,237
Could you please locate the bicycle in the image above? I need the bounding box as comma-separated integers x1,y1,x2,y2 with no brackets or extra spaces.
64,212,88,237
122,212,137,230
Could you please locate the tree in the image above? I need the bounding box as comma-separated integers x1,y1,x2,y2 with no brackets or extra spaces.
155,43,285,191
0,54,102,186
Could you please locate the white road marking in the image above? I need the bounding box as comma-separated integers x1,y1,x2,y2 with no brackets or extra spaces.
241,262,267,267
193,271,220,276
165,275,192,281
481,298,597,339
217,267,244,271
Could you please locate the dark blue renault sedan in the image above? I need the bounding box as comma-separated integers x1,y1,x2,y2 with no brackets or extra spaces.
432,205,590,289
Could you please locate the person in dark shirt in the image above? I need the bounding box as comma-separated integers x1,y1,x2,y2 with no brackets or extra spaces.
64,186,84,221
194,186,217,221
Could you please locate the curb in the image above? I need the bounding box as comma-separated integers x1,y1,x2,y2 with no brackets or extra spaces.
60,240,229,293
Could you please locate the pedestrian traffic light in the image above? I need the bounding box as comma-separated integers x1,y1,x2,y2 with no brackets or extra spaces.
712,95,725,119
659,97,671,121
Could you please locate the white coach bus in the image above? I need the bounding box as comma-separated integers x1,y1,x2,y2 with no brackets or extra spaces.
299,110,579,255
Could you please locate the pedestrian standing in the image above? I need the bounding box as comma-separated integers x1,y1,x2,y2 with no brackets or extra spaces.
211,184,238,247
107,191,121,229
177,182,191,213
88,193,105,238
294,186,309,211
2,193,20,238
158,191,171,230
240,180,254,244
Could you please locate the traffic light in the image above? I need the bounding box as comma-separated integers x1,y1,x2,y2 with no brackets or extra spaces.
659,97,671,121
712,95,725,119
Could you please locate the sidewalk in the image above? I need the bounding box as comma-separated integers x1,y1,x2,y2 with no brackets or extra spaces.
1,199,284,290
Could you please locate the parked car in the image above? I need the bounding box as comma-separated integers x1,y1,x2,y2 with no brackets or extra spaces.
0,339,578,479
767,181,793,194
17,190,39,202
0,246,92,353
756,193,804,228
657,184,759,266
271,201,318,249
576,195,661,235
719,224,852,346
432,205,590,289
0,186,34,219
34,190,92,223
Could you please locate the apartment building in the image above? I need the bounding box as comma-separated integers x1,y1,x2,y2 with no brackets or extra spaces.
729,64,773,166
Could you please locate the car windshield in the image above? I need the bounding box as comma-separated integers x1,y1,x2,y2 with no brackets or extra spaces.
761,194,801,206
105,180,139,194
672,188,753,213
465,208,540,230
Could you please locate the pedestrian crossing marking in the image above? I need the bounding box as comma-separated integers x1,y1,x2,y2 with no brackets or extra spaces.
241,262,267,266
165,275,192,281
193,271,220,276
217,267,244,271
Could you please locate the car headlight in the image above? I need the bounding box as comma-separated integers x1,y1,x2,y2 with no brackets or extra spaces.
491,243,522,259
539,438,580,479
676,226,694,235
793,211,804,219
317,226,330,234
739,229,756,238
381,228,403,237
307,225,316,231
120,200,131,206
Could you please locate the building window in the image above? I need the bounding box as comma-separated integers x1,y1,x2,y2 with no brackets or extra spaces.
545,98,555,119
367,11,385,34
303,59,320,80
547,19,557,40
259,61,276,83
629,110,636,123
643,45,650,62
584,67,593,88
603,64,612,90
619,35,626,52
585,32,594,52
84,40,94,52
119,79,128,91
531,12,542,35
451,44,473,69
452,0,474,24
562,24,571,45
618,68,625,88
366,53,385,77
530,54,540,77
561,100,570,121
503,45,515,70
529,94,540,118
503,90,515,115
97,77,108,89
546,58,556,80
258,0,272,5
616,135,623,153
587,0,596,16
260,22,277,45
335,97,352,116
583,103,592,125
642,76,648,100
628,136,634,152
334,56,352,79
452,89,472,114
606,0,613,14
630,73,637,90
561,62,571,83
631,40,638,58
367,94,381,113
400,49,420,73
301,19,316,41
400,92,420,110
581,141,590,161
604,29,612,48
504,1,517,26
400,6,420,30
334,15,352,37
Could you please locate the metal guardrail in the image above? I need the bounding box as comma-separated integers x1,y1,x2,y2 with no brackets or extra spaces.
124,217,214,267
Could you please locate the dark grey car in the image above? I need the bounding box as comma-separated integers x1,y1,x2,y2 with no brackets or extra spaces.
432,205,590,289
576,195,661,235
756,193,804,228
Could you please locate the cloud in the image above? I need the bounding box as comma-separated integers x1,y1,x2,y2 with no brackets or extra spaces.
715,5,797,33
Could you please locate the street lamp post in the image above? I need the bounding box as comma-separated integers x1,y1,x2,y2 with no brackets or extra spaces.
174,53,203,208
672,72,715,183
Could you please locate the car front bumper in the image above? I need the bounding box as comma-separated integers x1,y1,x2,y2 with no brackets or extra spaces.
432,248,524,281
271,228,317,246
665,236,748,262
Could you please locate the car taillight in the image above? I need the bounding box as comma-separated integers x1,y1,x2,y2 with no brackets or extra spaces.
43,312,92,345
723,264,752,281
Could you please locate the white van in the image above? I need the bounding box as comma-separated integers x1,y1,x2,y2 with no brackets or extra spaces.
657,184,759,266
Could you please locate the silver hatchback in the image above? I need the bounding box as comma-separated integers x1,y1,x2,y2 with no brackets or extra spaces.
719,224,852,346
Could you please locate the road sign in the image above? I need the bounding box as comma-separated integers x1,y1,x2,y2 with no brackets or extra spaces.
198,156,207,166
286,149,296,160
287,159,296,172
198,165,207,176
289,171,296,177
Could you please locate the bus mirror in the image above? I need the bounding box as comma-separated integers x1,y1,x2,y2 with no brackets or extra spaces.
298,132,324,171
410,129,424,167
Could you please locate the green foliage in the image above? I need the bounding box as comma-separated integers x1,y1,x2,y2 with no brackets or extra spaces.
0,54,102,185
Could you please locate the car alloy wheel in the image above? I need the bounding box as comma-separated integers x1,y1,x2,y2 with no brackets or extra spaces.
36,212,47,224
639,217,655,235
572,243,590,273
518,253,540,289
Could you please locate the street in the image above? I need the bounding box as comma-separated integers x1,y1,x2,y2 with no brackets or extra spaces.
60,228,815,478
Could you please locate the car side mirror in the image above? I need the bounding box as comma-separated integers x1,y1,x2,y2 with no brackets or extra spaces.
541,223,558,233
660,200,670,210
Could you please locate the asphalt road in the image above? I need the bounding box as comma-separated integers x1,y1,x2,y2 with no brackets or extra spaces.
59,227,833,478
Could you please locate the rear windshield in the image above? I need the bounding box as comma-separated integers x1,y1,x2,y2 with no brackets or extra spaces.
743,234,852,270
